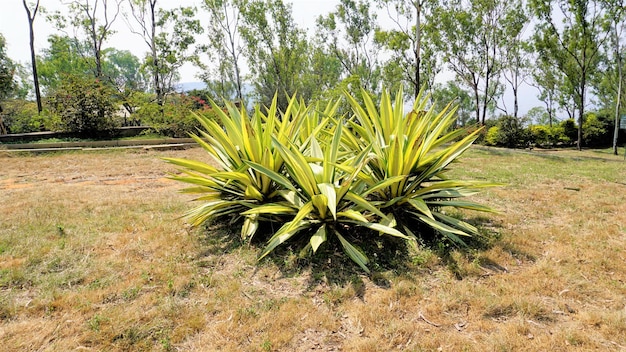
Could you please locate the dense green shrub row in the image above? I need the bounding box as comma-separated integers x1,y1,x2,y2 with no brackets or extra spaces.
165,88,498,272
482,112,619,149
1,78,214,138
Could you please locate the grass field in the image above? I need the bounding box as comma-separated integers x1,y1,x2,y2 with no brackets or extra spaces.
0,146,624,351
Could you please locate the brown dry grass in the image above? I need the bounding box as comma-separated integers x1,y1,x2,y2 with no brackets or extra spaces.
0,146,624,351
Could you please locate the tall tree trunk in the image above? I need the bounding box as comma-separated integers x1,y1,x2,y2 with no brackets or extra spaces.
613,24,623,156
473,84,480,124
229,31,243,102
23,0,42,114
149,0,163,110
513,85,519,119
577,81,585,151
414,0,421,98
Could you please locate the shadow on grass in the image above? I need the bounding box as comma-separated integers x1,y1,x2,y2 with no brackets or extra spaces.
192,213,522,291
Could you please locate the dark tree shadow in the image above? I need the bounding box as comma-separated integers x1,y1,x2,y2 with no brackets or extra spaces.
192,212,529,292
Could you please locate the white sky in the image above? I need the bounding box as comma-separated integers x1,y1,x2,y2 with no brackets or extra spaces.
0,0,338,82
1,0,541,116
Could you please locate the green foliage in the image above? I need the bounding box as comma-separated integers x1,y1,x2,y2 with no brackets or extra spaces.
582,112,612,147
432,81,475,127
489,115,529,148
344,88,498,247
0,34,17,102
374,0,440,98
316,0,382,97
47,76,119,136
430,0,513,124
528,125,550,146
560,118,578,143
167,88,498,272
164,94,316,238
530,0,605,149
132,92,210,137
238,0,311,109
0,100,57,134
485,126,500,146
37,35,93,93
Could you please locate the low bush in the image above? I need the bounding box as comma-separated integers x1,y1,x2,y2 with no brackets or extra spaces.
495,115,529,148
526,124,570,147
47,76,119,137
485,126,499,146
560,118,578,143
0,100,58,134
582,112,612,147
131,93,218,138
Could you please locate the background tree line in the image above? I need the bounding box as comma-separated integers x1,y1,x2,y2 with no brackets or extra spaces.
0,0,624,151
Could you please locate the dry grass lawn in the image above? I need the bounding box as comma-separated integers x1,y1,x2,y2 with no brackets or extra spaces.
0,146,624,351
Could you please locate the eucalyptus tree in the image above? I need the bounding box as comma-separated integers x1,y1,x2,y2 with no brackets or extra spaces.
530,0,608,149
497,0,530,119
316,0,382,95
48,0,123,79
22,0,43,113
126,0,203,107
375,0,439,99
238,0,311,109
529,45,563,126
102,48,150,114
432,80,475,127
198,0,245,102
431,0,514,125
599,0,625,155
36,35,93,93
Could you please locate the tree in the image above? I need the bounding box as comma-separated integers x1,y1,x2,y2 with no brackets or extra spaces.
47,75,118,136
198,0,245,102
432,81,475,127
316,0,382,95
529,45,563,127
300,39,344,102
375,0,439,98
238,0,310,108
599,0,625,154
530,0,608,149
36,35,93,93
497,0,530,119
102,48,149,114
431,0,511,125
49,0,123,78
23,0,43,114
0,34,17,134
126,0,203,107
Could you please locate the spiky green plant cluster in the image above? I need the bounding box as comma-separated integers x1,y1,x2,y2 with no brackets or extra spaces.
165,89,498,272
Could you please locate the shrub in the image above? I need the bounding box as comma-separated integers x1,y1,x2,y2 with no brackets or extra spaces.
527,124,571,147
167,88,499,272
344,88,498,248
528,125,550,146
583,113,611,147
485,126,499,146
47,76,119,137
493,115,528,148
0,100,58,134
131,93,222,138
560,118,578,144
